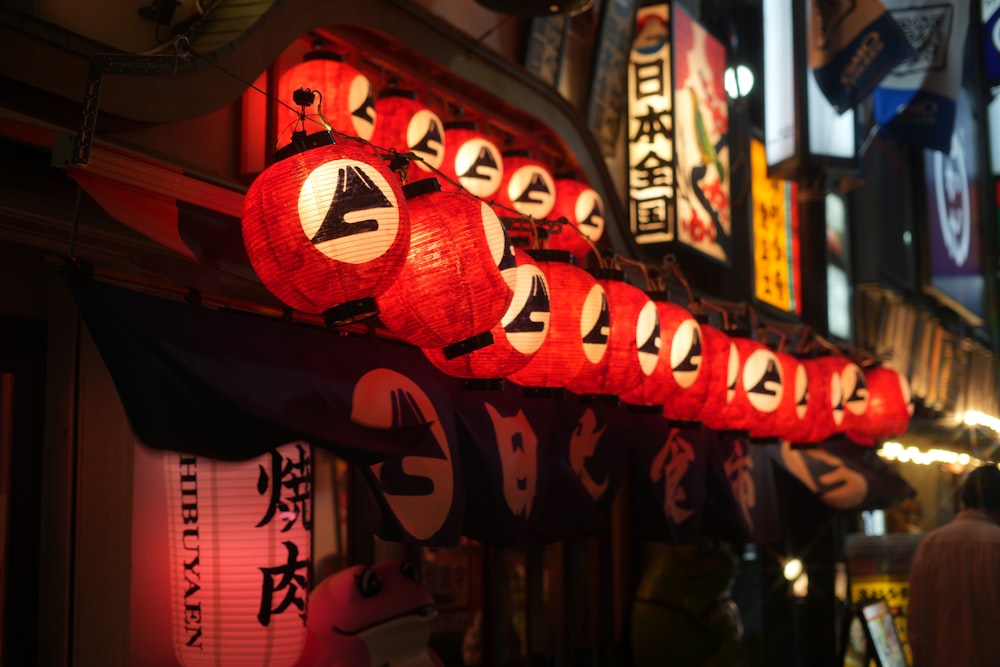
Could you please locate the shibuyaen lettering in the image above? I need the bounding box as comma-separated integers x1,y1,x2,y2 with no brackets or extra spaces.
178,455,203,649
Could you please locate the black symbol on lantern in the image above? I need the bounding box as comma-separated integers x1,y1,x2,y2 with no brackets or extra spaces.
674,328,701,373
514,173,551,205
581,201,604,231
353,87,376,126
312,165,391,245
460,146,499,181
583,295,610,345
639,322,661,356
412,120,443,157
748,359,782,397
508,274,550,334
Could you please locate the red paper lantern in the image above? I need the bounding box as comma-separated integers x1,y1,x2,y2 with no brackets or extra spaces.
546,177,606,264
622,299,705,416
817,355,868,434
696,325,739,430
727,338,785,434
759,351,807,440
846,365,913,445
164,443,312,666
783,356,846,443
376,178,513,356
565,270,657,401
277,51,376,140
493,150,557,219
423,247,551,382
507,250,604,394
242,131,409,323
436,121,504,198
371,89,446,184
700,336,784,433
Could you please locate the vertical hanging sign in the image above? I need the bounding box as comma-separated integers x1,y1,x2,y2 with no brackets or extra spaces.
751,138,801,315
672,3,732,264
590,0,641,155
627,3,676,246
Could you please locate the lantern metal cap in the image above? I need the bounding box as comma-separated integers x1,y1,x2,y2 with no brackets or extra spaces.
378,87,418,100
525,249,574,264
273,129,335,163
627,403,664,415
578,393,621,407
302,49,345,63
402,177,442,199
323,297,378,327
521,386,567,399
442,330,494,360
592,268,626,282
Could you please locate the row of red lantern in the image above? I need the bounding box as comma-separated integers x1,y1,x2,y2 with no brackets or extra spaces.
248,55,912,447
275,49,605,257
240,130,912,446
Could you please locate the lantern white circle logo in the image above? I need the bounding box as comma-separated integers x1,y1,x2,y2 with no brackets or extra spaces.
503,262,550,355
842,363,869,416
574,188,606,241
933,134,970,266
480,202,509,267
454,138,503,198
352,369,453,540
725,342,738,403
507,165,556,219
829,371,845,426
408,109,445,172
348,75,376,140
636,300,661,376
580,285,609,364
743,348,783,413
794,364,808,419
298,158,400,264
670,319,702,388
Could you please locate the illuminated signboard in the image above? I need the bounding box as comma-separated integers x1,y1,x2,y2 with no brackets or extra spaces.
983,0,1000,174
627,3,675,246
922,89,985,325
672,2,732,265
751,138,801,315
763,0,856,178
626,3,731,265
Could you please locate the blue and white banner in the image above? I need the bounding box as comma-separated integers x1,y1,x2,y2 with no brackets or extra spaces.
809,0,914,112
873,0,970,152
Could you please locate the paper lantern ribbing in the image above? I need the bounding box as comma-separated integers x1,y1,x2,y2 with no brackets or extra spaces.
277,51,376,140
423,248,550,382
846,366,913,446
164,443,312,667
546,177,606,264
755,351,807,440
565,270,657,401
493,151,557,220
242,131,409,323
437,121,504,198
377,178,513,356
371,89,446,184
783,356,845,444
696,325,739,431
718,338,784,435
507,250,604,394
622,298,704,413
817,354,868,434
